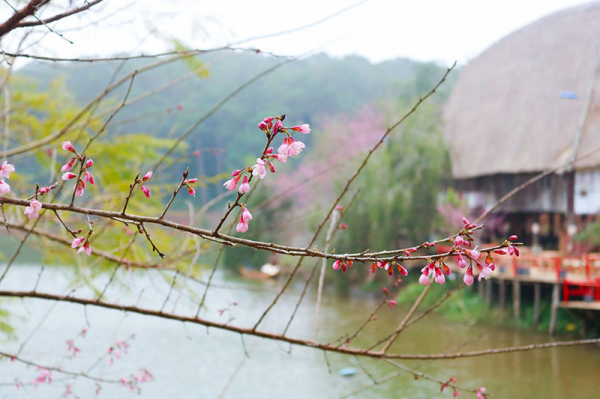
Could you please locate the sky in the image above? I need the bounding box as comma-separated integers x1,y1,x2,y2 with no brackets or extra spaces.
0,0,595,66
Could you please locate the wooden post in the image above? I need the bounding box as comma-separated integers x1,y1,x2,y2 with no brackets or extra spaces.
513,280,521,319
499,279,506,310
533,283,541,330
549,283,560,335
485,279,492,307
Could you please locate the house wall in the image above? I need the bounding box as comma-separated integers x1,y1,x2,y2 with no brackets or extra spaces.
455,173,569,213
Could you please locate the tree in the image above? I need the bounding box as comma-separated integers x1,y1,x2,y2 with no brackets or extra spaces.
0,2,596,397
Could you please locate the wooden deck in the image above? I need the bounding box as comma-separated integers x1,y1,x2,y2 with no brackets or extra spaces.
559,301,600,311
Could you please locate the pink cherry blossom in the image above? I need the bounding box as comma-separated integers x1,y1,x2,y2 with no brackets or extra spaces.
478,264,493,281
273,120,282,134
140,185,150,198
238,175,250,194
223,172,242,191
434,267,446,285
86,159,94,168
71,237,85,248
278,136,305,158
24,199,42,219
418,272,430,286
61,157,76,172
465,248,480,260
396,263,408,276
454,236,469,247
0,160,15,179
242,207,252,222
258,121,268,130
404,247,417,256
84,171,95,184
74,179,85,196
236,215,248,233
0,180,10,195
463,266,474,286
78,240,92,256
268,161,276,173
142,171,153,181
62,141,76,153
332,259,352,273
457,252,467,268
289,124,310,134
251,158,267,179
509,235,517,241
62,172,77,180
186,186,196,196
386,299,397,308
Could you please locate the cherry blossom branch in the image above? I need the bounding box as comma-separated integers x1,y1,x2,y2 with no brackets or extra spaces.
159,168,189,219
1,289,599,361
16,0,106,28
382,359,484,397
0,47,290,63
0,0,48,38
332,279,403,347
139,223,165,258
0,220,192,271
52,210,79,237
121,173,140,215
376,284,431,353
0,350,120,384
196,179,263,316
252,62,456,330
0,196,514,263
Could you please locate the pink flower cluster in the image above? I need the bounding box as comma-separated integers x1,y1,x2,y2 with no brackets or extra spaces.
184,177,197,196
452,218,519,285
371,261,408,277
61,141,95,197
332,259,353,273
120,369,154,392
71,236,92,256
224,115,310,233
418,260,451,286
33,367,53,386
0,160,15,195
236,206,253,233
140,171,152,198
24,199,42,219
108,338,131,365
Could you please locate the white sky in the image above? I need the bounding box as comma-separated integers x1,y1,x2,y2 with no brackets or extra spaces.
0,0,595,65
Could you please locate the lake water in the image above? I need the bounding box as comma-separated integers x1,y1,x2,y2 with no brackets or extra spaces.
0,264,599,398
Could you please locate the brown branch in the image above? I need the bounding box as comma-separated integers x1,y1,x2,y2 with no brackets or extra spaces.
375,284,430,353
159,168,189,219
0,196,509,264
121,173,140,215
0,0,48,38
0,350,120,384
0,289,598,361
139,223,165,258
252,63,456,330
382,359,483,396
16,0,106,27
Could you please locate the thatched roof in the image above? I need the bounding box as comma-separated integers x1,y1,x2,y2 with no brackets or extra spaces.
444,2,600,179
